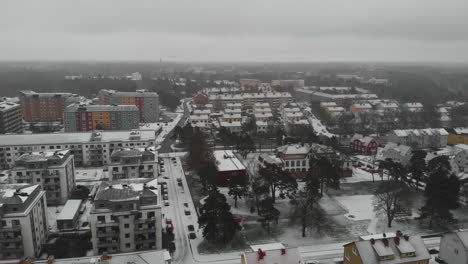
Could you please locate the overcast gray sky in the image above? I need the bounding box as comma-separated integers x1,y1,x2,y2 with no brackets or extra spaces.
1,0,468,62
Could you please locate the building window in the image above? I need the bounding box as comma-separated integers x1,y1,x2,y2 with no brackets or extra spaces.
125,233,130,238
124,224,130,228
125,243,131,248
97,216,105,223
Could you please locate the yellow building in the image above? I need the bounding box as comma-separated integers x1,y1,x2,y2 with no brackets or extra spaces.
343,232,430,264
447,128,468,145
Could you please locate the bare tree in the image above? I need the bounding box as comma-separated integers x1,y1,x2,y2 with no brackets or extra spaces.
373,180,410,228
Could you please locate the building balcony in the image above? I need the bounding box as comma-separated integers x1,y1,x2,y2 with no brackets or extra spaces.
135,227,156,234
135,217,155,224
0,236,22,242
97,232,119,238
0,225,21,231
96,221,119,227
97,240,119,247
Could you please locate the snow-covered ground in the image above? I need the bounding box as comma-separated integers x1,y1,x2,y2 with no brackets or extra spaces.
335,195,377,234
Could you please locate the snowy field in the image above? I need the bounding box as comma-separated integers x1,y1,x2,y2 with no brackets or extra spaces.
335,195,377,234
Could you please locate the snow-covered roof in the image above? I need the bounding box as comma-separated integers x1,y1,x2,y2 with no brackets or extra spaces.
327,106,345,112
222,113,242,119
0,184,40,205
379,102,399,108
57,199,82,221
219,121,242,127
393,128,448,137
250,243,285,251
285,112,303,118
0,101,20,112
277,144,310,155
193,109,211,115
242,246,302,264
452,127,468,135
282,107,300,113
190,115,209,120
254,112,273,118
0,130,156,146
32,250,170,264
320,102,337,107
253,102,270,107
352,103,372,108
213,150,246,172
352,235,430,264
403,102,423,108
256,121,268,126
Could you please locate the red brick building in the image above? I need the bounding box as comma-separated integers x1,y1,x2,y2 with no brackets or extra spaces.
20,90,76,122
193,93,209,105
350,134,378,154
213,150,247,185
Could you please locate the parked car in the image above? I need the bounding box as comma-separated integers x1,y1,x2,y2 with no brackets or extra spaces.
187,225,194,231
184,210,191,216
160,167,165,172
166,218,172,225
164,201,169,206
177,178,182,182
163,194,169,200
178,182,183,187
188,232,196,239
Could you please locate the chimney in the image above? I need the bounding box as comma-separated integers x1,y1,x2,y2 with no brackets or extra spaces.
403,235,409,241
396,230,403,237
394,237,400,245
370,238,375,245
382,233,386,238
258,249,266,260
382,238,389,247
281,248,286,255
47,255,55,264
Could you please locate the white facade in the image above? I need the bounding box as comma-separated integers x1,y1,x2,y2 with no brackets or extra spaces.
108,147,158,180
389,128,448,148
455,148,468,172
438,231,468,264
90,179,162,255
381,142,412,165
0,130,156,169
11,150,75,205
219,121,242,134
0,184,48,260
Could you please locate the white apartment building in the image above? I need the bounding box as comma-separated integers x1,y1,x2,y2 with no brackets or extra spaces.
224,108,242,115
189,115,210,126
381,142,413,166
0,130,156,169
192,109,211,116
209,92,292,110
389,128,449,149
219,121,242,134
11,150,75,205
0,184,48,260
90,179,162,255
108,147,158,180
221,113,242,123
455,145,468,172
376,101,400,112
254,112,273,122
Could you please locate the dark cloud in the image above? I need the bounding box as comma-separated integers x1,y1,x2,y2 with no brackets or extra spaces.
1,0,468,61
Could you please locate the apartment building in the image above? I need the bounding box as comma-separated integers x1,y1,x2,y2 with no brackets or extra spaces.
10,150,75,205
90,179,162,255
19,90,78,122
271,79,305,88
219,121,242,134
276,144,312,178
389,128,448,149
108,147,158,180
350,134,378,154
64,104,140,132
98,89,160,122
350,103,373,113
0,184,48,260
0,101,22,134
343,232,430,264
239,79,261,87
0,130,156,169
210,92,292,110
438,230,468,264
447,127,468,145
402,102,424,112
381,143,413,166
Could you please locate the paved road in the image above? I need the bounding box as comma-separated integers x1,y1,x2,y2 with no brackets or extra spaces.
159,99,191,153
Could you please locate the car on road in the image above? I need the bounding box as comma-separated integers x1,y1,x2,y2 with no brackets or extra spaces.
163,176,169,179
184,203,188,207
178,182,182,187
163,194,168,200
171,157,176,161
187,225,194,231
160,167,165,172
176,178,182,182
165,218,172,225
184,210,191,216
188,232,196,239
164,201,169,206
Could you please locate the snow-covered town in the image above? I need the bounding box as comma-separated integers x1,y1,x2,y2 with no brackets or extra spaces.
2,2,468,263
2,69,468,264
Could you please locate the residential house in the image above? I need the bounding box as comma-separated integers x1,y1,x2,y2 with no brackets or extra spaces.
402,102,424,112
350,103,373,113
241,243,303,264
343,232,430,264
448,127,468,145
438,230,468,264
389,128,448,149
213,150,247,185
350,134,378,154
381,143,413,166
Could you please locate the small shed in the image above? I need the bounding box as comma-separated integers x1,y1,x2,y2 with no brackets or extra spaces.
56,199,82,231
